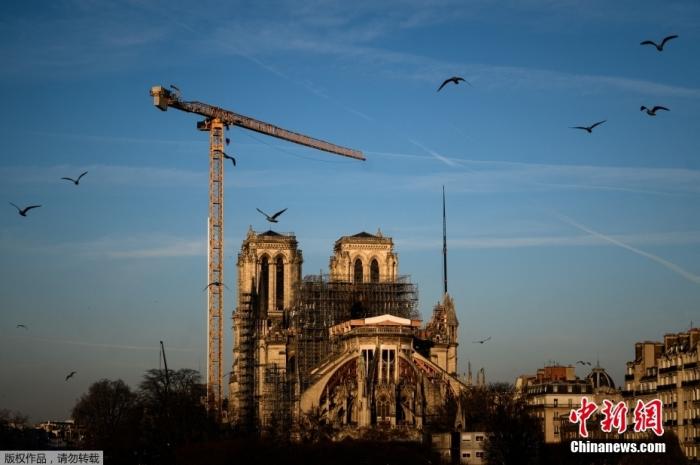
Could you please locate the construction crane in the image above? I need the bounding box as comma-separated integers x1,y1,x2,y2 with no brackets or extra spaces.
149,85,365,418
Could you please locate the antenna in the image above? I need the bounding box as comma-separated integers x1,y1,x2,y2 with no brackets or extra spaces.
442,185,448,295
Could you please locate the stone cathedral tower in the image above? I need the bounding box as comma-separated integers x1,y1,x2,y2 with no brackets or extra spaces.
329,230,398,283
231,227,302,425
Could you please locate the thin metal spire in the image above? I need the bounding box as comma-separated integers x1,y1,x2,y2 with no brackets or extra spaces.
443,185,448,295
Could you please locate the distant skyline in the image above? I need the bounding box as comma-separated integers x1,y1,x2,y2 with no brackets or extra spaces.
1,0,700,421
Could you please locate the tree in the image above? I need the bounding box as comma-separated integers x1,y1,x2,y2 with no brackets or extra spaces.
486,385,543,465
456,383,543,465
458,385,495,431
138,368,217,463
298,406,335,444
71,379,140,461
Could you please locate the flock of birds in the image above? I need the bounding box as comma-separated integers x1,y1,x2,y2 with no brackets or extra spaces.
9,33,681,384
10,172,91,381
436,34,680,352
438,34,678,135
9,171,88,218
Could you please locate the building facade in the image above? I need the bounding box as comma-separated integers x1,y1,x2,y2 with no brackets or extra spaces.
516,364,619,444
623,328,700,462
230,229,464,436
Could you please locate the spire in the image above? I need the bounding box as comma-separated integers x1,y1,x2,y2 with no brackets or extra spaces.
442,185,448,295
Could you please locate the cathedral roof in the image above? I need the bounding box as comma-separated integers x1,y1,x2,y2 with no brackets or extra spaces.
334,230,393,250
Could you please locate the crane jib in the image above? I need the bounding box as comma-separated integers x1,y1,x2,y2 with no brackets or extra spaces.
185,101,365,160
150,85,364,160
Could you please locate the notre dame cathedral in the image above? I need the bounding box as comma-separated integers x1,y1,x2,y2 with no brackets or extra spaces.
229,228,464,437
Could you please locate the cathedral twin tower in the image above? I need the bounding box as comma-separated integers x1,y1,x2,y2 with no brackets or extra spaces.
231,228,462,436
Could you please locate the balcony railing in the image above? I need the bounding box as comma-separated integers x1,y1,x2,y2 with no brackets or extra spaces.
657,383,676,391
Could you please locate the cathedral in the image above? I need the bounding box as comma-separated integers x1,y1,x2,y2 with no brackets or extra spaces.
229,228,465,437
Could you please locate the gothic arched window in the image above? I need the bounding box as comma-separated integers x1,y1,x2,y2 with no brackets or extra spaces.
370,259,379,283
260,256,269,313
276,255,284,311
354,258,363,283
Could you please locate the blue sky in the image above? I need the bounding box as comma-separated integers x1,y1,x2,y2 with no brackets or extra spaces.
1,0,700,421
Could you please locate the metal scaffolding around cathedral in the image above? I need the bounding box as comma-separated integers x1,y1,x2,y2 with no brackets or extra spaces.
230,228,465,436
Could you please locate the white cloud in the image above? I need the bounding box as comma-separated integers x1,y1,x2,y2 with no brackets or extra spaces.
206,3,700,100
0,164,298,189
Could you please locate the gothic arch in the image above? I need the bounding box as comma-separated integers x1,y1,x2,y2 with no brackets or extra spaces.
275,254,285,310
370,258,380,283
353,258,363,283
259,254,270,313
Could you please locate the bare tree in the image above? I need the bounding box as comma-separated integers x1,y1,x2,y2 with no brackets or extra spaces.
71,379,140,459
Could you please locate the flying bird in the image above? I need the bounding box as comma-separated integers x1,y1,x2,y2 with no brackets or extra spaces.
225,138,231,146
640,35,678,51
576,360,592,366
65,371,77,381
223,153,236,167
16,324,28,330
220,151,236,167
571,120,606,133
640,105,669,116
437,76,470,92
472,336,491,344
214,149,236,167
61,171,88,185
9,203,41,217
256,207,287,223
203,281,230,291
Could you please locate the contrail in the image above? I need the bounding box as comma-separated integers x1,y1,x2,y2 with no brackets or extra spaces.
241,53,375,123
408,139,458,167
556,213,700,286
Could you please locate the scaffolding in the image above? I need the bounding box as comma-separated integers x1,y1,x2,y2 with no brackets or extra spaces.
232,272,419,432
292,274,419,390
261,364,292,437
232,291,257,431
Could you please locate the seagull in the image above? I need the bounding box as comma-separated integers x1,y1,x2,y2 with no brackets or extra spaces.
472,336,491,344
571,120,606,133
213,149,236,167
576,360,592,366
220,151,236,166
640,105,669,116
61,171,88,185
203,281,230,291
640,35,678,51
437,76,470,92
65,371,77,381
9,203,41,217
223,153,236,167
256,208,287,223
16,324,28,330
